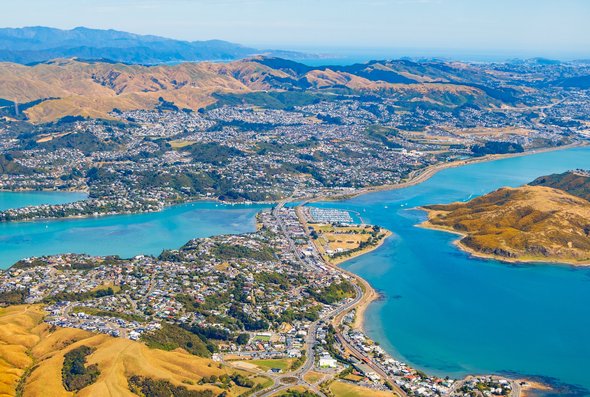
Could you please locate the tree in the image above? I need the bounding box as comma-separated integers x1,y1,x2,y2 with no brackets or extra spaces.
236,333,249,345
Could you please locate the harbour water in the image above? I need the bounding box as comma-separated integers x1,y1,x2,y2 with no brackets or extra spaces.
0,201,269,268
0,190,86,211
313,146,590,395
1,147,590,393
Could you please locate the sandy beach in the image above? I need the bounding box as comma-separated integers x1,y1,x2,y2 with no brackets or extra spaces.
517,379,554,397
295,206,389,332
330,232,391,331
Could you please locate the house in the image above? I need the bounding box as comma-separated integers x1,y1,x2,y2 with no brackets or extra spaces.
319,357,337,368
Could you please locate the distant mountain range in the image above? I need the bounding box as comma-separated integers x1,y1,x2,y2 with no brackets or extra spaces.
0,36,588,123
0,26,313,64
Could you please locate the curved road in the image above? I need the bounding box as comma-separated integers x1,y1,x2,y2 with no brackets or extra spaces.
265,201,405,396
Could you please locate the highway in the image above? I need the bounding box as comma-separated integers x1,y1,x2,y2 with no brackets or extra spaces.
257,201,359,396
295,204,407,397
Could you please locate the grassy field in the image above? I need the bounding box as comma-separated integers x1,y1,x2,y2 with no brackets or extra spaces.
0,305,45,397
329,380,397,397
303,371,325,384
0,305,267,397
310,223,391,265
249,358,295,372
312,225,376,254
169,139,197,149
273,385,311,396
90,283,121,293
342,374,364,382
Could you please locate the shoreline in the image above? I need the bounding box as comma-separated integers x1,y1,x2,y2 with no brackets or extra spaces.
295,144,590,394
420,210,590,267
305,141,587,204
311,143,589,334
328,229,392,266
330,231,391,332
300,212,553,396
0,199,274,225
1,142,584,225
294,206,388,333
517,379,555,397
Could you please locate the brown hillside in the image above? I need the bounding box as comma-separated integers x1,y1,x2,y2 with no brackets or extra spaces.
0,305,263,397
0,58,503,123
0,59,261,122
422,185,590,265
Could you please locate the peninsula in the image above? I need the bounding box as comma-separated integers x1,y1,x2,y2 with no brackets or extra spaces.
421,170,590,265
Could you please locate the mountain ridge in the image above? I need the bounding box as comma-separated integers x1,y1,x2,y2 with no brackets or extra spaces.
0,26,312,64
0,56,517,123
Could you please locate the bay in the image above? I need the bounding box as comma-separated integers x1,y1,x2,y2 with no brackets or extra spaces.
2,147,590,393
311,146,590,394
0,202,269,268
0,191,86,211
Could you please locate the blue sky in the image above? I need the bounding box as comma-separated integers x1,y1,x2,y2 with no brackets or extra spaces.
1,0,589,59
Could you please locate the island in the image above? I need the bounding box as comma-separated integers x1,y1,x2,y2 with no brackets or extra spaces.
421,170,590,265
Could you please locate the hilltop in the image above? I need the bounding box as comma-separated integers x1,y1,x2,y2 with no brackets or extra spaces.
421,171,590,265
0,26,309,64
529,170,590,201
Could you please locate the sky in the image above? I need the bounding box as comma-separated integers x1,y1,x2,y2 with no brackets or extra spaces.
1,0,589,60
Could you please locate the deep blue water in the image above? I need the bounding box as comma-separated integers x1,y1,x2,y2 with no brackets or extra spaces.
0,202,269,268
311,146,590,394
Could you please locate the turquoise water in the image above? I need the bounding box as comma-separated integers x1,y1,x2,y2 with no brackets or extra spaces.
0,191,86,211
0,202,269,268
310,146,590,395
2,148,590,393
